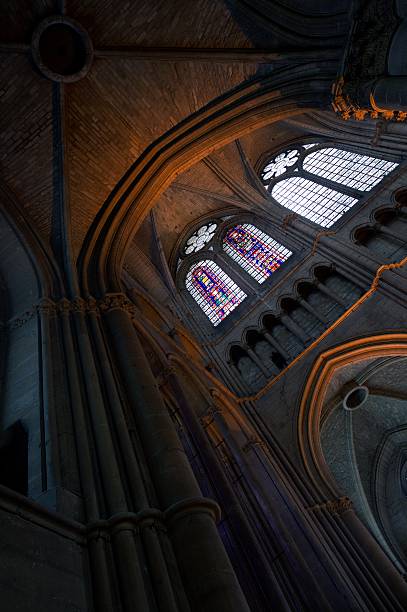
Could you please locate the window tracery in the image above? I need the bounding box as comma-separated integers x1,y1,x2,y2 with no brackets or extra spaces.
223,223,292,283
184,223,217,254
185,259,246,326
178,216,293,327
261,143,398,228
261,149,299,180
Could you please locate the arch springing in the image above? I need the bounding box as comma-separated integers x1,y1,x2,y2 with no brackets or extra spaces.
185,259,246,326
223,223,292,283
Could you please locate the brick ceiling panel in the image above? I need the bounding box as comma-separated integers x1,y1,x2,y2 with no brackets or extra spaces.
0,0,55,43
67,0,254,48
67,57,259,256
152,186,230,262
0,54,54,245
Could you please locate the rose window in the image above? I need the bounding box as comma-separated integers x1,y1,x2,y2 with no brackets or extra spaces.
261,149,299,182
184,223,217,254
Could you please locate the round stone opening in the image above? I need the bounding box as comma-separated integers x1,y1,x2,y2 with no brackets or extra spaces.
32,17,93,82
343,385,369,411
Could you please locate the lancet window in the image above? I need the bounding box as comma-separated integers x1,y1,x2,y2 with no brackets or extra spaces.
222,223,292,283
185,259,246,326
261,143,398,228
177,216,293,327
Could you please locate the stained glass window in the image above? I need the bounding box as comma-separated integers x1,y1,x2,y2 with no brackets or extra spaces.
271,177,357,228
223,224,292,283
186,259,246,326
262,144,399,228
303,148,398,191
184,223,217,254
261,149,299,182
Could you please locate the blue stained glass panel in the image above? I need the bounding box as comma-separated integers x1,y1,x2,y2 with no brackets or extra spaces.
223,224,292,283
186,259,246,326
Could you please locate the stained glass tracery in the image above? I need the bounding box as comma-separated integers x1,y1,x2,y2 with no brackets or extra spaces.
223,224,292,283
186,259,246,326
261,149,299,182
262,144,398,227
184,223,217,254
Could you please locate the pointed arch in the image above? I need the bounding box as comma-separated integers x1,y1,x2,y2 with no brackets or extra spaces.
262,142,399,228
186,259,246,326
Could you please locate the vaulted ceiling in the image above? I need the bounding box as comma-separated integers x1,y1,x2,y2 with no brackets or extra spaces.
0,0,353,301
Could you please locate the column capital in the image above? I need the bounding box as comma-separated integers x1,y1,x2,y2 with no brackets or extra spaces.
242,434,267,454
98,292,137,316
309,496,353,515
37,297,58,317
156,365,176,388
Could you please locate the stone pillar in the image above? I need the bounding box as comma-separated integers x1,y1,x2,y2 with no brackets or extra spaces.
309,497,407,610
208,394,362,611
165,365,289,609
245,345,270,378
70,297,150,612
314,280,348,308
280,313,309,344
102,293,250,612
375,223,406,244
262,330,290,362
299,297,329,325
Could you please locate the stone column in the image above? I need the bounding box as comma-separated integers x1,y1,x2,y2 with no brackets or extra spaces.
208,394,354,611
102,293,250,612
262,330,290,362
71,297,150,612
299,297,329,325
280,313,309,344
165,365,289,610
310,497,407,610
245,345,270,378
313,280,348,308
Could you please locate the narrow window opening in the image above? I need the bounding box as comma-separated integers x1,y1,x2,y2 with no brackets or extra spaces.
0,421,28,496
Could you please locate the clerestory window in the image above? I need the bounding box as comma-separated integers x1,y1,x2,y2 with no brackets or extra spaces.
222,223,291,284
185,259,246,326
261,143,398,228
178,217,292,326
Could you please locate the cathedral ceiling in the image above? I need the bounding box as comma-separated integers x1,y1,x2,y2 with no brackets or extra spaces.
0,0,355,299
0,0,276,262
147,120,308,265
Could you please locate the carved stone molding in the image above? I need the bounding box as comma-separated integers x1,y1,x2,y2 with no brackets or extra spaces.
8,310,36,330
6,293,139,330
242,435,267,454
200,405,223,427
308,496,353,515
37,297,58,317
156,366,176,388
57,298,72,315
98,292,136,316
282,212,299,228
332,0,405,122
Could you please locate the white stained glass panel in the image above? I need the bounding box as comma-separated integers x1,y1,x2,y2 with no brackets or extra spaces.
186,259,246,326
261,149,299,181
303,148,398,191
272,176,358,228
223,224,292,283
184,223,217,255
